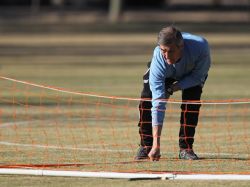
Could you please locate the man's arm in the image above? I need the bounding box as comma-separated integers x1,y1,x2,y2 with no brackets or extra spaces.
149,47,168,126
148,47,168,161
148,125,162,161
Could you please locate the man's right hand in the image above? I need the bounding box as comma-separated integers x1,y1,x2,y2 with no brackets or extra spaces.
148,147,161,161
148,125,162,161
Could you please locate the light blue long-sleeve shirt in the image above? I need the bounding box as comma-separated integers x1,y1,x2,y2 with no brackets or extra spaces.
149,32,211,126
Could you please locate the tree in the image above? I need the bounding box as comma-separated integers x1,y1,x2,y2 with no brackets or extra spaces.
51,0,64,7
31,0,40,13
108,0,123,23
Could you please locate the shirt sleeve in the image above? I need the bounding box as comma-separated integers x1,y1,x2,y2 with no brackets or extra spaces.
149,47,167,126
177,41,211,90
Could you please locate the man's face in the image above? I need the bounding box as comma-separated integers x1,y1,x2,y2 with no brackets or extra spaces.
159,44,182,65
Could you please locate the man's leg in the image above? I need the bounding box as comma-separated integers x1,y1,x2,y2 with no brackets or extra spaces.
179,85,202,160
135,65,153,160
138,98,152,148
135,65,176,159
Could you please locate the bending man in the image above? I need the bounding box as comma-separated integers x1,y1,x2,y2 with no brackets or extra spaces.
135,26,211,161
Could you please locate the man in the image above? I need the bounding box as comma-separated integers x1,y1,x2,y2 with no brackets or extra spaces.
135,26,211,161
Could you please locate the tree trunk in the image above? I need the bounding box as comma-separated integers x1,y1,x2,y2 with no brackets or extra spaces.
51,0,64,7
31,0,40,13
108,0,123,23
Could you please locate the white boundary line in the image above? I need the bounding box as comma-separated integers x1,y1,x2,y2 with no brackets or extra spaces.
1,76,250,105
0,169,250,180
0,120,249,157
0,141,131,152
0,141,249,158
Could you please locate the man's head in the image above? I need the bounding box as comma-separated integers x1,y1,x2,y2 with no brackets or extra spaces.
157,26,184,65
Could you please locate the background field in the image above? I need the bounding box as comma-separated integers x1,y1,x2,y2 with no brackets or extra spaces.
0,22,249,186
1,25,249,99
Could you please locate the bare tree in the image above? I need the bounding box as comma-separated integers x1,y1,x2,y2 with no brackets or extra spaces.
51,0,65,20
31,0,40,13
108,0,123,23
51,0,64,7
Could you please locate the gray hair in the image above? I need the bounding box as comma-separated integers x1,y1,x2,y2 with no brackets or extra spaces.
157,26,184,47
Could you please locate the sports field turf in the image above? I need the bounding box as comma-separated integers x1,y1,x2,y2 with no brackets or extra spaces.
0,23,249,186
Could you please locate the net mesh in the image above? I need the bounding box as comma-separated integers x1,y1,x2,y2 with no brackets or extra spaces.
0,76,249,174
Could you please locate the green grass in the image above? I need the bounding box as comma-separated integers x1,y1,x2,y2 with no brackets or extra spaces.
1,59,249,99
1,102,249,172
0,31,249,186
1,175,249,187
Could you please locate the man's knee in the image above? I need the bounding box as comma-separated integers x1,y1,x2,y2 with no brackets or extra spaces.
181,85,202,112
183,85,203,99
141,89,151,98
181,103,201,112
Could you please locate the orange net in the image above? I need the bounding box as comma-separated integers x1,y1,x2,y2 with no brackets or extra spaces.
0,76,249,174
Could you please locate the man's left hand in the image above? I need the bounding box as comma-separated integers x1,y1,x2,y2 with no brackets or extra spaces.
170,82,181,92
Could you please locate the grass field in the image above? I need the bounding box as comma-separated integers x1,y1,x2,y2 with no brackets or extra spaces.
0,24,249,186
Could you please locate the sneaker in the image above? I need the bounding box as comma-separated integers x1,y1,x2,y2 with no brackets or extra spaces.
134,146,151,160
179,149,199,160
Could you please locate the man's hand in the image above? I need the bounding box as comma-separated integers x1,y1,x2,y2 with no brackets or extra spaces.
166,86,173,95
166,82,181,95
170,82,181,92
148,146,161,161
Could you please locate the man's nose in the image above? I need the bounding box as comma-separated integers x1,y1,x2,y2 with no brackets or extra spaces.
164,52,169,59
